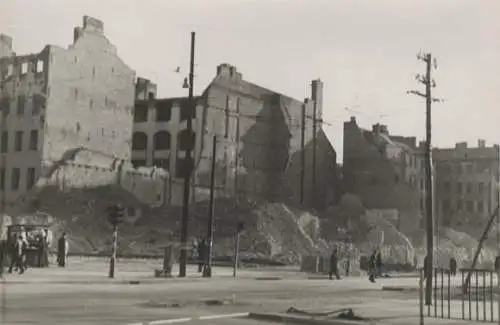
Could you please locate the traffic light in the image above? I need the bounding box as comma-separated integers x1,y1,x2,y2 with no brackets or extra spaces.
237,221,245,233
106,204,125,226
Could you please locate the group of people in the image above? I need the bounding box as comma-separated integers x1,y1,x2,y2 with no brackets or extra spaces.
328,247,384,283
0,228,70,276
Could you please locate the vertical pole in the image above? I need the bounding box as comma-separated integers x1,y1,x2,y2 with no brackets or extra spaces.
108,224,117,279
419,268,424,325
461,270,465,320
204,135,216,278
491,271,494,322
179,31,196,278
311,95,317,208
476,270,479,321
233,230,240,278
497,271,500,325
483,271,487,321
447,269,450,319
440,268,444,318
424,53,434,306
299,103,306,205
434,268,437,317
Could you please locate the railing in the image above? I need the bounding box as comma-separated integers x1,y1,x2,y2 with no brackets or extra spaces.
419,267,500,323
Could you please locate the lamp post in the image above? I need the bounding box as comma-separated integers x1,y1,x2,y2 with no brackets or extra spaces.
178,31,196,278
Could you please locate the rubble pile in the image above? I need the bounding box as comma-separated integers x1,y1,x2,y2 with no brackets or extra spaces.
9,185,324,264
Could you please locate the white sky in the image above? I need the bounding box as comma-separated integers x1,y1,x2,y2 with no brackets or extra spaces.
1,0,499,162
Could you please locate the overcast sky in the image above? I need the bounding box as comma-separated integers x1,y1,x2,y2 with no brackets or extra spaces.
1,0,499,162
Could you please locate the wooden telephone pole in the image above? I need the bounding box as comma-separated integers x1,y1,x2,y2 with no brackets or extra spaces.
407,51,442,306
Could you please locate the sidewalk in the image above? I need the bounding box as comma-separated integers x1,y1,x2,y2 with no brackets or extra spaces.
249,298,494,324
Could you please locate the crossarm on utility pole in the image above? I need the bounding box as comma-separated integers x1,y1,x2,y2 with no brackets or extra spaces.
463,205,499,293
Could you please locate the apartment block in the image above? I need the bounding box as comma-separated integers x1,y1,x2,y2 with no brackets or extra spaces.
132,64,337,211
434,140,499,226
0,16,136,206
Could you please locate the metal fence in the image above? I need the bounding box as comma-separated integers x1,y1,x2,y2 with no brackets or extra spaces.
419,267,500,323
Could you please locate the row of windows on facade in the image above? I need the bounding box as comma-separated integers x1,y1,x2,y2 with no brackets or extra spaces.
1,130,38,153
3,59,44,78
132,158,188,178
441,200,491,214
131,130,195,151
1,95,44,116
0,167,36,192
439,162,494,174
133,101,195,123
441,181,491,195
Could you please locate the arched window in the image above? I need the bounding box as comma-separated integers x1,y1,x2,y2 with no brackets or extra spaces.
178,129,195,151
154,131,171,150
132,132,148,150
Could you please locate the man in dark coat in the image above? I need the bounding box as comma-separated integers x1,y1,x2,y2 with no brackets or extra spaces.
329,248,341,280
368,250,377,283
376,251,383,277
57,233,68,267
449,257,457,276
197,237,207,273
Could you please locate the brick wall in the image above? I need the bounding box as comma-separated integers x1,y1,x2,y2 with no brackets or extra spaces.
43,16,135,163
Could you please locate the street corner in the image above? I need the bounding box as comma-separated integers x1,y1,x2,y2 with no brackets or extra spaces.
248,312,374,325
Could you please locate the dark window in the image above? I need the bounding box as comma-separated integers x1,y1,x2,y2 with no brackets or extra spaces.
478,182,484,194
442,200,450,213
15,131,23,151
153,131,171,150
17,95,25,116
178,129,195,151
11,167,20,190
466,201,473,213
1,132,7,153
0,97,10,116
26,167,36,190
133,103,148,123
131,132,147,150
0,168,4,191
456,182,462,194
131,159,147,168
478,201,484,213
466,183,472,193
32,94,46,115
156,101,172,122
29,130,38,150
179,98,196,121
153,159,169,170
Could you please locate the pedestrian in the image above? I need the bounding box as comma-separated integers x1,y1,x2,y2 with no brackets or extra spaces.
376,250,383,277
368,250,377,283
329,248,341,280
8,235,26,274
57,232,69,267
197,237,207,273
345,251,351,277
449,257,457,276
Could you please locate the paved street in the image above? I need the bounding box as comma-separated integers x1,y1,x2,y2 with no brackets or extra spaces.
0,257,492,325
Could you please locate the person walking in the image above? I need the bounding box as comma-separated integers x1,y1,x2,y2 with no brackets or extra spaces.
449,256,457,276
368,250,377,283
376,250,383,277
8,235,26,274
197,237,207,273
329,248,341,280
57,232,69,267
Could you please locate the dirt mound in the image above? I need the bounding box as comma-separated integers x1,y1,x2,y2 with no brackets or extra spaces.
10,186,323,264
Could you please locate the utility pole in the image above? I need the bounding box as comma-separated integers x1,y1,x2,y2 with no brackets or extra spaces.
300,103,306,205
407,51,442,306
106,204,125,279
179,31,196,278
203,135,217,277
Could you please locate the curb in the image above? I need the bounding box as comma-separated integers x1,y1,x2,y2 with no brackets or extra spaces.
248,312,374,325
381,286,419,292
254,276,282,281
124,312,249,325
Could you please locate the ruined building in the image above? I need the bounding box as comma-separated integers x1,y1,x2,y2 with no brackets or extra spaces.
433,140,500,226
132,64,337,211
0,16,166,209
342,117,425,234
